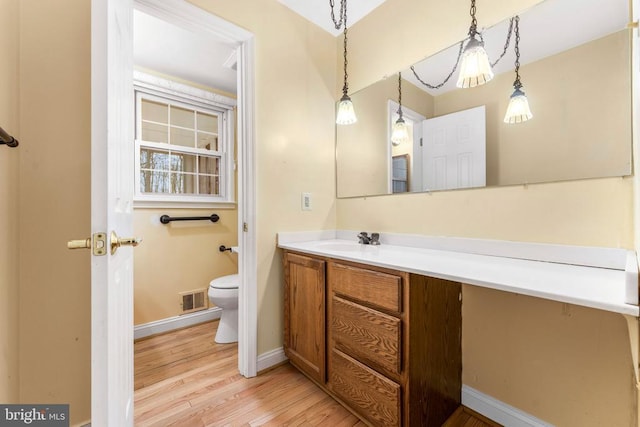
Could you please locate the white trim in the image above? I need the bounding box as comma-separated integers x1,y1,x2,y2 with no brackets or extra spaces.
133,200,237,210
257,347,288,373
134,70,237,108
134,0,257,380
133,308,222,340
462,385,554,427
238,36,258,378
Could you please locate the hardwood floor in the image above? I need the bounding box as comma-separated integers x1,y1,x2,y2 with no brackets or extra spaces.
442,407,502,427
134,320,365,426
134,320,501,426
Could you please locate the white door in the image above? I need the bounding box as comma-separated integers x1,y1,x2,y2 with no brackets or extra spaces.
91,0,135,425
422,105,486,191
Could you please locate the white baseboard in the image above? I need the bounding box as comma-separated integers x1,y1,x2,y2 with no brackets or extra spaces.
462,385,554,427
134,307,222,340
257,347,288,373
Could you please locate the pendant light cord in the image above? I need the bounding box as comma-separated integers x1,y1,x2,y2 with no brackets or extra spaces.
397,72,403,118
468,0,478,37
410,41,464,90
488,17,515,68
512,16,522,89
342,24,350,97
330,0,350,97
330,0,347,29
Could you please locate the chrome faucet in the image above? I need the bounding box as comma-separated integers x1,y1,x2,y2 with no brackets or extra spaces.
358,232,380,245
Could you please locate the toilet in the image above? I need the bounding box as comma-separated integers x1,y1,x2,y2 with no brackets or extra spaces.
208,274,239,343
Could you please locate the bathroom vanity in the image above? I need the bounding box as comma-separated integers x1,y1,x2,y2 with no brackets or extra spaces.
283,250,461,426
279,230,639,426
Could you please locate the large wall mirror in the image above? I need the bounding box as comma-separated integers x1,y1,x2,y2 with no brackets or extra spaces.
336,0,632,198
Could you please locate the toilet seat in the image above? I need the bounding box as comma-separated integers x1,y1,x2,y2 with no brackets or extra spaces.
209,273,239,290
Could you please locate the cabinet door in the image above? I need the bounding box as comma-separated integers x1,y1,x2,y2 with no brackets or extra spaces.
284,252,326,384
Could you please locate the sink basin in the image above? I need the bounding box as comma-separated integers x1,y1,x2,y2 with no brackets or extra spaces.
315,242,364,252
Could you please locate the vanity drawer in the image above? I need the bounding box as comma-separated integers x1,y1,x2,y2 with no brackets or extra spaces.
332,295,401,375
330,262,402,313
330,348,401,427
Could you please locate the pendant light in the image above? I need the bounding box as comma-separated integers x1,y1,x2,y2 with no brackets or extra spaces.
504,16,533,124
457,0,494,88
331,0,357,125
391,73,409,145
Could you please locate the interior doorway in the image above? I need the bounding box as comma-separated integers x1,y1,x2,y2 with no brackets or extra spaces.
131,0,257,378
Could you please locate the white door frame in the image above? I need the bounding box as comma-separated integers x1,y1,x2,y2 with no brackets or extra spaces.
132,0,257,377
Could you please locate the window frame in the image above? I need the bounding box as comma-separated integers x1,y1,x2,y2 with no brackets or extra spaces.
133,71,236,209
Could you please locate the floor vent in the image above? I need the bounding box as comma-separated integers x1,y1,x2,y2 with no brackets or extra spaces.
180,289,208,314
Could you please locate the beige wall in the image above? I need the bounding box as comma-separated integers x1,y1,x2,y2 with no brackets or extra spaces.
188,0,338,354
8,0,335,422
337,76,432,197
435,30,631,186
339,0,636,425
134,208,238,325
0,0,19,404
17,0,92,424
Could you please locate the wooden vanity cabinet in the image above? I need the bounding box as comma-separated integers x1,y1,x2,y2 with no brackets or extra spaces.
283,251,462,426
328,261,462,426
283,251,326,384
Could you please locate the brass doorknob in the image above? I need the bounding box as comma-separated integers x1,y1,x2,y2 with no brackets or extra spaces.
110,231,142,255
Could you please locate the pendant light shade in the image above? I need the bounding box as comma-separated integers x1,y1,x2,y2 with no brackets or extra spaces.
503,16,532,124
456,0,493,88
336,94,357,125
456,37,494,88
391,118,409,146
504,87,532,124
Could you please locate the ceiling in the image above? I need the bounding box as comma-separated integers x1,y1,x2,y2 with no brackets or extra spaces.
277,0,388,36
133,0,629,96
133,10,238,94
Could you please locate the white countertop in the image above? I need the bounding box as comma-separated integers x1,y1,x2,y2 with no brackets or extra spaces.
278,234,639,317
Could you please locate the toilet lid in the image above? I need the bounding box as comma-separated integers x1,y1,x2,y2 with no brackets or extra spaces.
209,273,239,290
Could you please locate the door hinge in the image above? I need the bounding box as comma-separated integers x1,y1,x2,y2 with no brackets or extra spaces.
243,222,249,232
420,137,423,147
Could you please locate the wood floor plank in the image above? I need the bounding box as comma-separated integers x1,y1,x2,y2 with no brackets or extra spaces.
134,320,498,426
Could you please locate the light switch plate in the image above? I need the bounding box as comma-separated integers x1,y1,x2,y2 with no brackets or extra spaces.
301,192,312,211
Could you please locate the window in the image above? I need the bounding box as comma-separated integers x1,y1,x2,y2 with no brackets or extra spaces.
392,154,409,193
134,72,235,207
